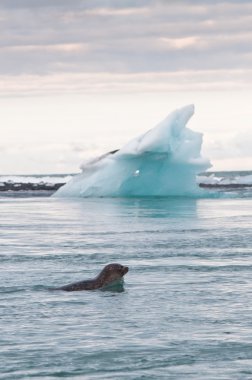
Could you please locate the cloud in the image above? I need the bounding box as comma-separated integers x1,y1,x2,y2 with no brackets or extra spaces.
0,141,94,174
3,43,89,53
203,130,252,161
233,131,252,157
1,0,252,80
1,1,251,173
1,70,252,97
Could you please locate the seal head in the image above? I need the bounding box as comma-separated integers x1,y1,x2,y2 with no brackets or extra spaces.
56,263,129,292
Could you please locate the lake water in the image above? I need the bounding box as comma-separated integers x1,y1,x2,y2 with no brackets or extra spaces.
1,194,252,379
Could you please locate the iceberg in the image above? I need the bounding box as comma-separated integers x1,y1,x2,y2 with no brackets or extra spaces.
54,105,211,197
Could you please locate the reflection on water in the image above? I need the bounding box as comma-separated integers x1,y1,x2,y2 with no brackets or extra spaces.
56,196,199,221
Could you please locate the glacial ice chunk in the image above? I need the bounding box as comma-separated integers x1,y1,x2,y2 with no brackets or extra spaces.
54,105,211,197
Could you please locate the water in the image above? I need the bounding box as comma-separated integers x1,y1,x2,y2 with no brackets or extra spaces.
1,191,252,379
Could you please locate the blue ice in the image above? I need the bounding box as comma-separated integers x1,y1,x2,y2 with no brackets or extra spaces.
54,105,211,197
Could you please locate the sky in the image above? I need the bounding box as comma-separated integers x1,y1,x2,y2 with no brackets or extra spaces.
0,0,252,174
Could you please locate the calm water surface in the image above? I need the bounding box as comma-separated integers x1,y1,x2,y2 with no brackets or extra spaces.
0,196,252,379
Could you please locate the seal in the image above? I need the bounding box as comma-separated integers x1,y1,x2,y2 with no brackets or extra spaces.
56,263,129,291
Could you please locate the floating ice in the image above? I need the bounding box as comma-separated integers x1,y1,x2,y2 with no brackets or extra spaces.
0,175,72,185
197,173,252,187
54,105,211,197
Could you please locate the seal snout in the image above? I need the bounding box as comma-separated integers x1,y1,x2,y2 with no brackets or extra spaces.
122,266,129,275
106,263,129,277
